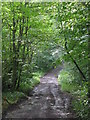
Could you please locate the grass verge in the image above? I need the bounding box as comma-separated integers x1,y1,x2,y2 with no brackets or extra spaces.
58,69,89,119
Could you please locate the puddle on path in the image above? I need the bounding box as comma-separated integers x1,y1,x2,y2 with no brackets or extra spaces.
4,66,76,118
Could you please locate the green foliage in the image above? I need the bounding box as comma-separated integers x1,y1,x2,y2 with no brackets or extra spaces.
2,91,25,110
2,2,58,90
19,72,42,94
56,3,89,118
56,2,89,82
58,63,89,119
2,71,42,111
58,70,76,92
2,2,89,118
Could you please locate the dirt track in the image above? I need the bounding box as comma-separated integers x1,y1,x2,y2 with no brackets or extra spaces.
4,66,76,118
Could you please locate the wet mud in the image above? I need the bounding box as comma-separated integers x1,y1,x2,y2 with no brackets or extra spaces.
4,66,76,118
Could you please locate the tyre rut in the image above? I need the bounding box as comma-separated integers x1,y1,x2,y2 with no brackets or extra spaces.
4,66,76,118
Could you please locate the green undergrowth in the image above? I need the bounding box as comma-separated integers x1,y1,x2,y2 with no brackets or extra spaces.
2,91,25,111
18,71,44,94
58,69,89,119
2,71,44,112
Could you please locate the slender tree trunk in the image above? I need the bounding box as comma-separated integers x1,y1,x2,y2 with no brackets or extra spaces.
12,15,17,89
16,15,24,89
87,25,90,99
64,38,86,81
17,67,22,89
9,27,12,54
87,17,90,98
29,48,33,64
17,3,28,89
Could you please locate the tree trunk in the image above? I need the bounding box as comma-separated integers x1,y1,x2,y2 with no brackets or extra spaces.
87,18,90,98
65,39,86,81
12,12,17,89
17,67,22,89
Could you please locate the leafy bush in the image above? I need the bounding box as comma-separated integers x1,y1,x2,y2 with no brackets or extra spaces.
18,72,42,94
2,91,25,111
58,65,89,119
2,71,43,112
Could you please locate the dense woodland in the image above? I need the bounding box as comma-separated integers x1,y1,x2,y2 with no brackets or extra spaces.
2,2,90,119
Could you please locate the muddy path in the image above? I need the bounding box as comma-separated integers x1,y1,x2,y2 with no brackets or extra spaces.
4,66,76,118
